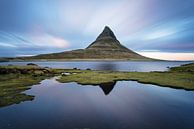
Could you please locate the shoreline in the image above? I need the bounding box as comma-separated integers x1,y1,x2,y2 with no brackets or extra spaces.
1,59,194,63
0,63,194,107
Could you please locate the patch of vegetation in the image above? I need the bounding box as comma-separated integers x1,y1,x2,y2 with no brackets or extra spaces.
0,63,194,108
0,65,64,107
58,63,194,90
170,63,194,73
0,74,46,107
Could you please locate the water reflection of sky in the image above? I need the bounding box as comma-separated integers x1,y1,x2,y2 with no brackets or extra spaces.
0,78,194,129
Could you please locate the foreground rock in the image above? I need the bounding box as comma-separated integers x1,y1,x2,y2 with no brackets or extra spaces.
0,65,51,75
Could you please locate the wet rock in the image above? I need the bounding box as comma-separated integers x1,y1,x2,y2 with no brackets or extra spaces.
27,63,38,66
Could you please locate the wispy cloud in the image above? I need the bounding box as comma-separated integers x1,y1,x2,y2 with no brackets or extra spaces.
16,54,35,57
0,0,194,59
0,31,70,57
0,42,17,48
30,33,70,48
0,31,70,49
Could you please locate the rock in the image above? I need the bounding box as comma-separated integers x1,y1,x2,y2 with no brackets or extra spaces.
62,72,71,76
27,63,38,66
33,71,44,76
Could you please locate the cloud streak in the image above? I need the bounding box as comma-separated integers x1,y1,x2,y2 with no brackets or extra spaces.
0,31,70,57
0,0,194,60
30,33,70,48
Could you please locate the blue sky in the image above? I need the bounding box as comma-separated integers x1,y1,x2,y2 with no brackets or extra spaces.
0,0,194,60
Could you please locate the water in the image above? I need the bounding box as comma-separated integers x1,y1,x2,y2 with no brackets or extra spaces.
0,61,193,72
0,61,194,129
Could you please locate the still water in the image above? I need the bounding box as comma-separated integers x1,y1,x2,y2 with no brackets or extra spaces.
0,61,194,129
0,61,193,71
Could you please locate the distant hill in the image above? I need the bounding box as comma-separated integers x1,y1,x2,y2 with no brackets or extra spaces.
11,26,152,61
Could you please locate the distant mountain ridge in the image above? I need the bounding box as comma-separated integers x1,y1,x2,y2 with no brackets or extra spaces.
17,26,151,60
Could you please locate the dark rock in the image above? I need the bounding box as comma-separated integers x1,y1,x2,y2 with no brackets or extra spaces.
96,26,117,40
27,63,38,66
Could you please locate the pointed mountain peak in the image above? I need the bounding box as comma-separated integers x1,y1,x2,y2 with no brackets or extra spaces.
96,26,117,40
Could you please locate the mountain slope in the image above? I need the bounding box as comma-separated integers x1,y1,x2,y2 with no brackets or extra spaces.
21,26,150,60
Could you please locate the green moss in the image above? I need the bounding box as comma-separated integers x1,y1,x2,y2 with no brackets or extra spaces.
0,63,194,108
0,65,59,107
58,63,194,90
0,74,50,107
0,65,77,107
170,63,194,73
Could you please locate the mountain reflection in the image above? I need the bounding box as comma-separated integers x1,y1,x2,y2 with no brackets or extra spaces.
99,81,116,95
97,63,117,71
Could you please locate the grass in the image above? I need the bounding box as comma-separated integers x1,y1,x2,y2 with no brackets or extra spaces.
0,74,49,107
0,65,64,107
58,63,194,90
0,63,194,108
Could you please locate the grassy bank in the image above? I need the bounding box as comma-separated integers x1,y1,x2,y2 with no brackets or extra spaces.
0,74,48,107
0,65,64,107
0,63,194,108
58,63,194,90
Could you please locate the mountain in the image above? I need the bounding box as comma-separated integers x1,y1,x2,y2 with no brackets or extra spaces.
18,26,150,60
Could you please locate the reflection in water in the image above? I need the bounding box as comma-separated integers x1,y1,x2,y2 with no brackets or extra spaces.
99,81,116,95
0,93,34,108
96,62,117,71
0,78,194,129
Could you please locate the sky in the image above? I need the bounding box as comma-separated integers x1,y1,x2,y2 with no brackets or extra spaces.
0,0,194,60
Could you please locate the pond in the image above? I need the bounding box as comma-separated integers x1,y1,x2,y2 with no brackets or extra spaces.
0,61,194,129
